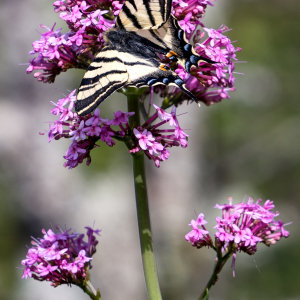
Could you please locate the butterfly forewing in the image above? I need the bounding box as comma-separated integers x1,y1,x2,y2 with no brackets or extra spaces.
75,46,129,116
116,0,172,31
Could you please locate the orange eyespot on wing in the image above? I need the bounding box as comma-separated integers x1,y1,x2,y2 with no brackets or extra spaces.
166,50,178,57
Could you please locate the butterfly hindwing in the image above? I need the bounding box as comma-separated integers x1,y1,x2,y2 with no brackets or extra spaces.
75,46,129,116
119,51,197,101
116,0,172,31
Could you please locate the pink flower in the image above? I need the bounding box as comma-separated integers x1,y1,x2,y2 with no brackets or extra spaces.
179,13,195,34
100,126,115,145
185,214,210,246
37,263,58,276
196,213,207,226
22,267,32,279
215,227,234,242
133,128,155,150
244,228,262,247
231,224,247,244
185,219,209,243
65,141,86,160
127,105,190,167
69,120,87,140
148,142,164,155
153,104,172,121
76,250,93,264
271,220,291,238
83,118,101,137
112,1,124,15
110,111,135,125
168,106,179,127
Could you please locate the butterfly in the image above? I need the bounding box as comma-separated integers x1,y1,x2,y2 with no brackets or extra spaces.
75,0,213,116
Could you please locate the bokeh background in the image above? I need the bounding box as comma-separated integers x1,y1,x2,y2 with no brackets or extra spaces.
0,0,299,299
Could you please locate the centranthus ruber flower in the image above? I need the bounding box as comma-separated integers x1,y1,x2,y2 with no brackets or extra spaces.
129,104,189,167
42,90,189,168
185,196,291,277
43,89,134,169
27,1,120,83
31,0,242,168
20,225,101,287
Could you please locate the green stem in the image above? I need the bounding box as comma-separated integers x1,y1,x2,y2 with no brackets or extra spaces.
79,280,102,300
127,87,163,300
198,244,235,300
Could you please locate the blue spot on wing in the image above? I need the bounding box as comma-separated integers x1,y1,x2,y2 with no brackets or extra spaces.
148,78,158,86
184,44,191,52
190,55,199,64
163,78,170,85
175,78,184,86
185,61,192,72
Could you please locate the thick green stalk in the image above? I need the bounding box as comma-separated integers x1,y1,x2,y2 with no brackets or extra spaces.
127,87,163,300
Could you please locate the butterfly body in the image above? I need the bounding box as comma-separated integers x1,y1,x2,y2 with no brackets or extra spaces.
104,28,164,59
75,0,213,116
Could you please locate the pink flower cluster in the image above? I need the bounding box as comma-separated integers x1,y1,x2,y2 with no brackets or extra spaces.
44,90,134,169
173,0,214,36
27,0,122,83
21,225,101,286
185,196,291,276
131,104,189,167
173,24,241,105
44,90,189,168
30,0,242,168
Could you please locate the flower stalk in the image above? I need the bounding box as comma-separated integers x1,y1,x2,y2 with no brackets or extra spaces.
127,88,162,300
198,243,235,300
79,280,102,300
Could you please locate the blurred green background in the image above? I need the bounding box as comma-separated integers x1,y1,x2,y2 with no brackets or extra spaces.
0,0,299,299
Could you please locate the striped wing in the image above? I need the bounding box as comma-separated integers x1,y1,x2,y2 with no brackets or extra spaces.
75,46,128,116
120,51,197,101
135,15,214,72
116,0,172,31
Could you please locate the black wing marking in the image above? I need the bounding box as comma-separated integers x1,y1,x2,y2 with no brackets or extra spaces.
135,15,214,73
75,46,128,116
116,0,172,31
